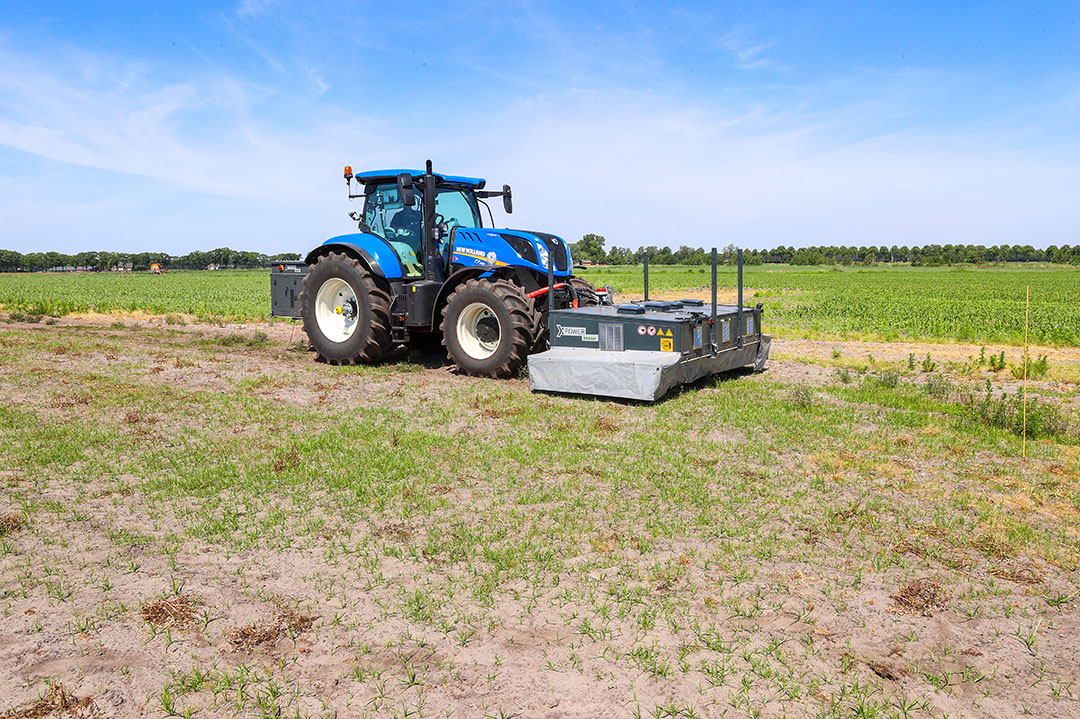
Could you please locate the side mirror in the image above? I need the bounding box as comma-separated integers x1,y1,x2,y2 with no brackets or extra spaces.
502,184,513,214
397,173,415,206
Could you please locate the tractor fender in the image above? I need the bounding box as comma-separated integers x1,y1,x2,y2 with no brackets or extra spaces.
430,265,515,328
303,233,404,280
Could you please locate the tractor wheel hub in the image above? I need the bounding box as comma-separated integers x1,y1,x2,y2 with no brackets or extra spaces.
476,317,499,343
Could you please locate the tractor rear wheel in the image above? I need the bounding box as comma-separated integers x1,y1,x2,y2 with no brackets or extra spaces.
441,278,535,378
300,252,392,365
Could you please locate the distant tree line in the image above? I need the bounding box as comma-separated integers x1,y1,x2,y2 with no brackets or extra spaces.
570,234,1080,266
4,238,1079,273
0,248,301,272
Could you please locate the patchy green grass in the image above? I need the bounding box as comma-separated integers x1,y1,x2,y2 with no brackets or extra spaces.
1,321,1078,717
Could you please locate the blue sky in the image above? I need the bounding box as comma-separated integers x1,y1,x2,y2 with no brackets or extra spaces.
1,1,1078,254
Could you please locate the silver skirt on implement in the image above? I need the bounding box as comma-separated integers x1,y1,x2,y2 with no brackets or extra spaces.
527,335,771,402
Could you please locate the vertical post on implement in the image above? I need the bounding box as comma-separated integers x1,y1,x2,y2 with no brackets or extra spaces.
547,251,555,347
736,248,744,348
710,247,718,355
643,252,649,302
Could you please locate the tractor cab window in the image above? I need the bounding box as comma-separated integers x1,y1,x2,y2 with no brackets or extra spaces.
363,183,482,276
434,189,481,233
364,184,424,277
435,189,482,263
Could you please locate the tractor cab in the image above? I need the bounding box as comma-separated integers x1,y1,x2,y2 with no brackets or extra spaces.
351,169,492,278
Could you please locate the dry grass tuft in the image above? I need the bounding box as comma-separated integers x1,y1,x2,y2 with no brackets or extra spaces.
375,521,413,540
469,396,522,420
45,394,91,409
891,578,949,617
0,512,26,537
123,409,160,440
226,606,315,651
479,406,521,419
916,524,951,540
866,657,908,681
140,594,201,629
123,409,158,426
272,448,300,473
593,415,620,434
971,533,1014,559
892,538,923,557
990,558,1046,585
1,683,94,719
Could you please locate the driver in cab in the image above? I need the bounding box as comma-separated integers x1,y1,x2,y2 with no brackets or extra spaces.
389,199,423,250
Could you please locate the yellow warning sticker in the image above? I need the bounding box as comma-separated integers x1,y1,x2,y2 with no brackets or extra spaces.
660,338,674,352
664,328,673,336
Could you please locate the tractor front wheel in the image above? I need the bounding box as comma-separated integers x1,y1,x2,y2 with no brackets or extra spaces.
441,278,534,378
300,252,392,365
567,276,599,307
531,276,600,353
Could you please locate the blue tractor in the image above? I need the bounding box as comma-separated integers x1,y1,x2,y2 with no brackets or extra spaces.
290,161,599,378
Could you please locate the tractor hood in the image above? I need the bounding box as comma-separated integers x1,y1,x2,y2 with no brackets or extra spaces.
450,228,573,276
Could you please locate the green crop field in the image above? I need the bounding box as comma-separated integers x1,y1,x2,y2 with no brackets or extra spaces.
0,264,1078,345
0,270,268,321
580,264,1080,346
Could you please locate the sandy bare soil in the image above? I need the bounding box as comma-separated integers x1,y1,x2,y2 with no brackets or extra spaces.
1,315,1078,718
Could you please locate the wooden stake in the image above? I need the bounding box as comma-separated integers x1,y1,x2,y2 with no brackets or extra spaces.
1023,285,1029,458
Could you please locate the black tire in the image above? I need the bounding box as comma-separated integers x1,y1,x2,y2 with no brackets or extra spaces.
441,278,535,378
531,276,599,352
299,252,392,365
567,276,599,307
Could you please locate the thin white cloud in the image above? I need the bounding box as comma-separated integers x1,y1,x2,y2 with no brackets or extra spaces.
721,31,778,70
0,45,384,205
0,42,1078,254
235,0,274,18
301,63,329,96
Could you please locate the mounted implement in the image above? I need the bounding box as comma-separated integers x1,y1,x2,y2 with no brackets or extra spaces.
527,248,771,401
271,161,598,378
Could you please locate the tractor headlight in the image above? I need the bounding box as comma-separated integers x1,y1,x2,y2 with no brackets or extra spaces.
536,243,550,269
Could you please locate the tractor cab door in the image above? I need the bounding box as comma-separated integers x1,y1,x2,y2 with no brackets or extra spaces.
363,183,483,276
434,188,483,268
363,184,424,277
